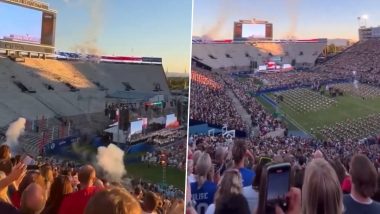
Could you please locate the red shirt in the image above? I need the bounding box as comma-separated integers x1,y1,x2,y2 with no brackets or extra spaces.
341,176,352,194
58,186,99,214
10,191,21,208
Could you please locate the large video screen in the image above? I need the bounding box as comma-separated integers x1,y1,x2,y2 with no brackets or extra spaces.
130,120,143,136
165,114,178,128
0,2,46,45
242,24,266,39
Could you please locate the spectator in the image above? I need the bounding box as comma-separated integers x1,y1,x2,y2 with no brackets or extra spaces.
141,191,158,214
11,171,45,208
214,193,250,214
302,158,343,214
0,145,11,160
58,165,99,214
232,140,255,187
20,183,47,214
84,187,142,214
243,160,268,213
0,171,11,204
343,154,380,214
42,175,73,214
191,152,217,214
206,169,243,214
134,186,143,202
40,164,54,198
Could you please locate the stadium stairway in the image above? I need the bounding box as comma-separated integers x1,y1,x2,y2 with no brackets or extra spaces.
225,89,253,133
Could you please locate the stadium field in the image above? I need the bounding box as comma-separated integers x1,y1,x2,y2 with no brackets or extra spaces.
258,90,380,139
126,163,185,190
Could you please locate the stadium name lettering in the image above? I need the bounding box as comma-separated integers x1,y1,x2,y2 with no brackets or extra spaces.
6,0,49,10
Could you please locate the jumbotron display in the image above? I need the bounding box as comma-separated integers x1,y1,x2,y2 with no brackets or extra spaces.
0,2,42,44
234,19,273,41
0,0,56,53
242,24,266,39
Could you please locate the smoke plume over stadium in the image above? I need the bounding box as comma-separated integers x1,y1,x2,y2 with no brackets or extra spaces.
96,143,126,181
5,117,26,151
285,0,300,39
202,1,239,39
66,0,104,54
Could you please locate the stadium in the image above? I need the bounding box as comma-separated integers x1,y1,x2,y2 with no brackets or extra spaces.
0,0,187,213
188,16,380,214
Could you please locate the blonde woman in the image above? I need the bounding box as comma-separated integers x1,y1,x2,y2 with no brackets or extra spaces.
190,152,217,214
302,158,343,214
205,169,244,214
84,187,142,214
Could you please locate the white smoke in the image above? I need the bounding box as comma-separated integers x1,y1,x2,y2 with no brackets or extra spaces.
5,118,26,150
285,0,300,39
96,144,126,181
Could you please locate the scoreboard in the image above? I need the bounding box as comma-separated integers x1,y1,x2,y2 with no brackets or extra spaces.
234,19,273,41
0,0,56,54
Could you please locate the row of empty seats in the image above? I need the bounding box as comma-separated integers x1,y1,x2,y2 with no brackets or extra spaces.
192,41,325,70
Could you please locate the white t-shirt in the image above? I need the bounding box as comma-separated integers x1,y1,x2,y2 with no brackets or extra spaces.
242,186,259,214
205,203,215,214
188,174,196,183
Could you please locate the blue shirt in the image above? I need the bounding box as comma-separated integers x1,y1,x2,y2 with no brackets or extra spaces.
240,167,256,187
191,181,217,214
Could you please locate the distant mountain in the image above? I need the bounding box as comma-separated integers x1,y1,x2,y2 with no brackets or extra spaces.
327,39,355,47
166,72,189,77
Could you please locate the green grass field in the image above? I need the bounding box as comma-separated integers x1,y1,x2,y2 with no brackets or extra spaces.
126,163,185,190
258,90,380,138
69,145,185,190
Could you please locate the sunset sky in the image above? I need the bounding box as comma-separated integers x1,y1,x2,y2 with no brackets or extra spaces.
44,0,192,75
193,0,380,41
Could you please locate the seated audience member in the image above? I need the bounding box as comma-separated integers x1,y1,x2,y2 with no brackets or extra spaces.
20,183,47,214
206,169,243,214
84,187,142,214
302,158,343,214
343,155,380,214
191,152,217,214
232,140,255,187
58,165,99,214
42,175,73,214
214,193,250,214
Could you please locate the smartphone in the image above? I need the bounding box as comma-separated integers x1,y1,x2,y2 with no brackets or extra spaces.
258,162,291,214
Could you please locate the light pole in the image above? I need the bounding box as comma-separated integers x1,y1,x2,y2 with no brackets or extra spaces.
159,153,167,186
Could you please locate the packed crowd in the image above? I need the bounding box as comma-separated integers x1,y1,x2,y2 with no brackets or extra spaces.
316,114,380,141
187,135,380,214
221,75,285,136
316,39,380,87
142,139,187,171
256,71,345,91
0,144,184,214
187,38,380,214
190,71,246,131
